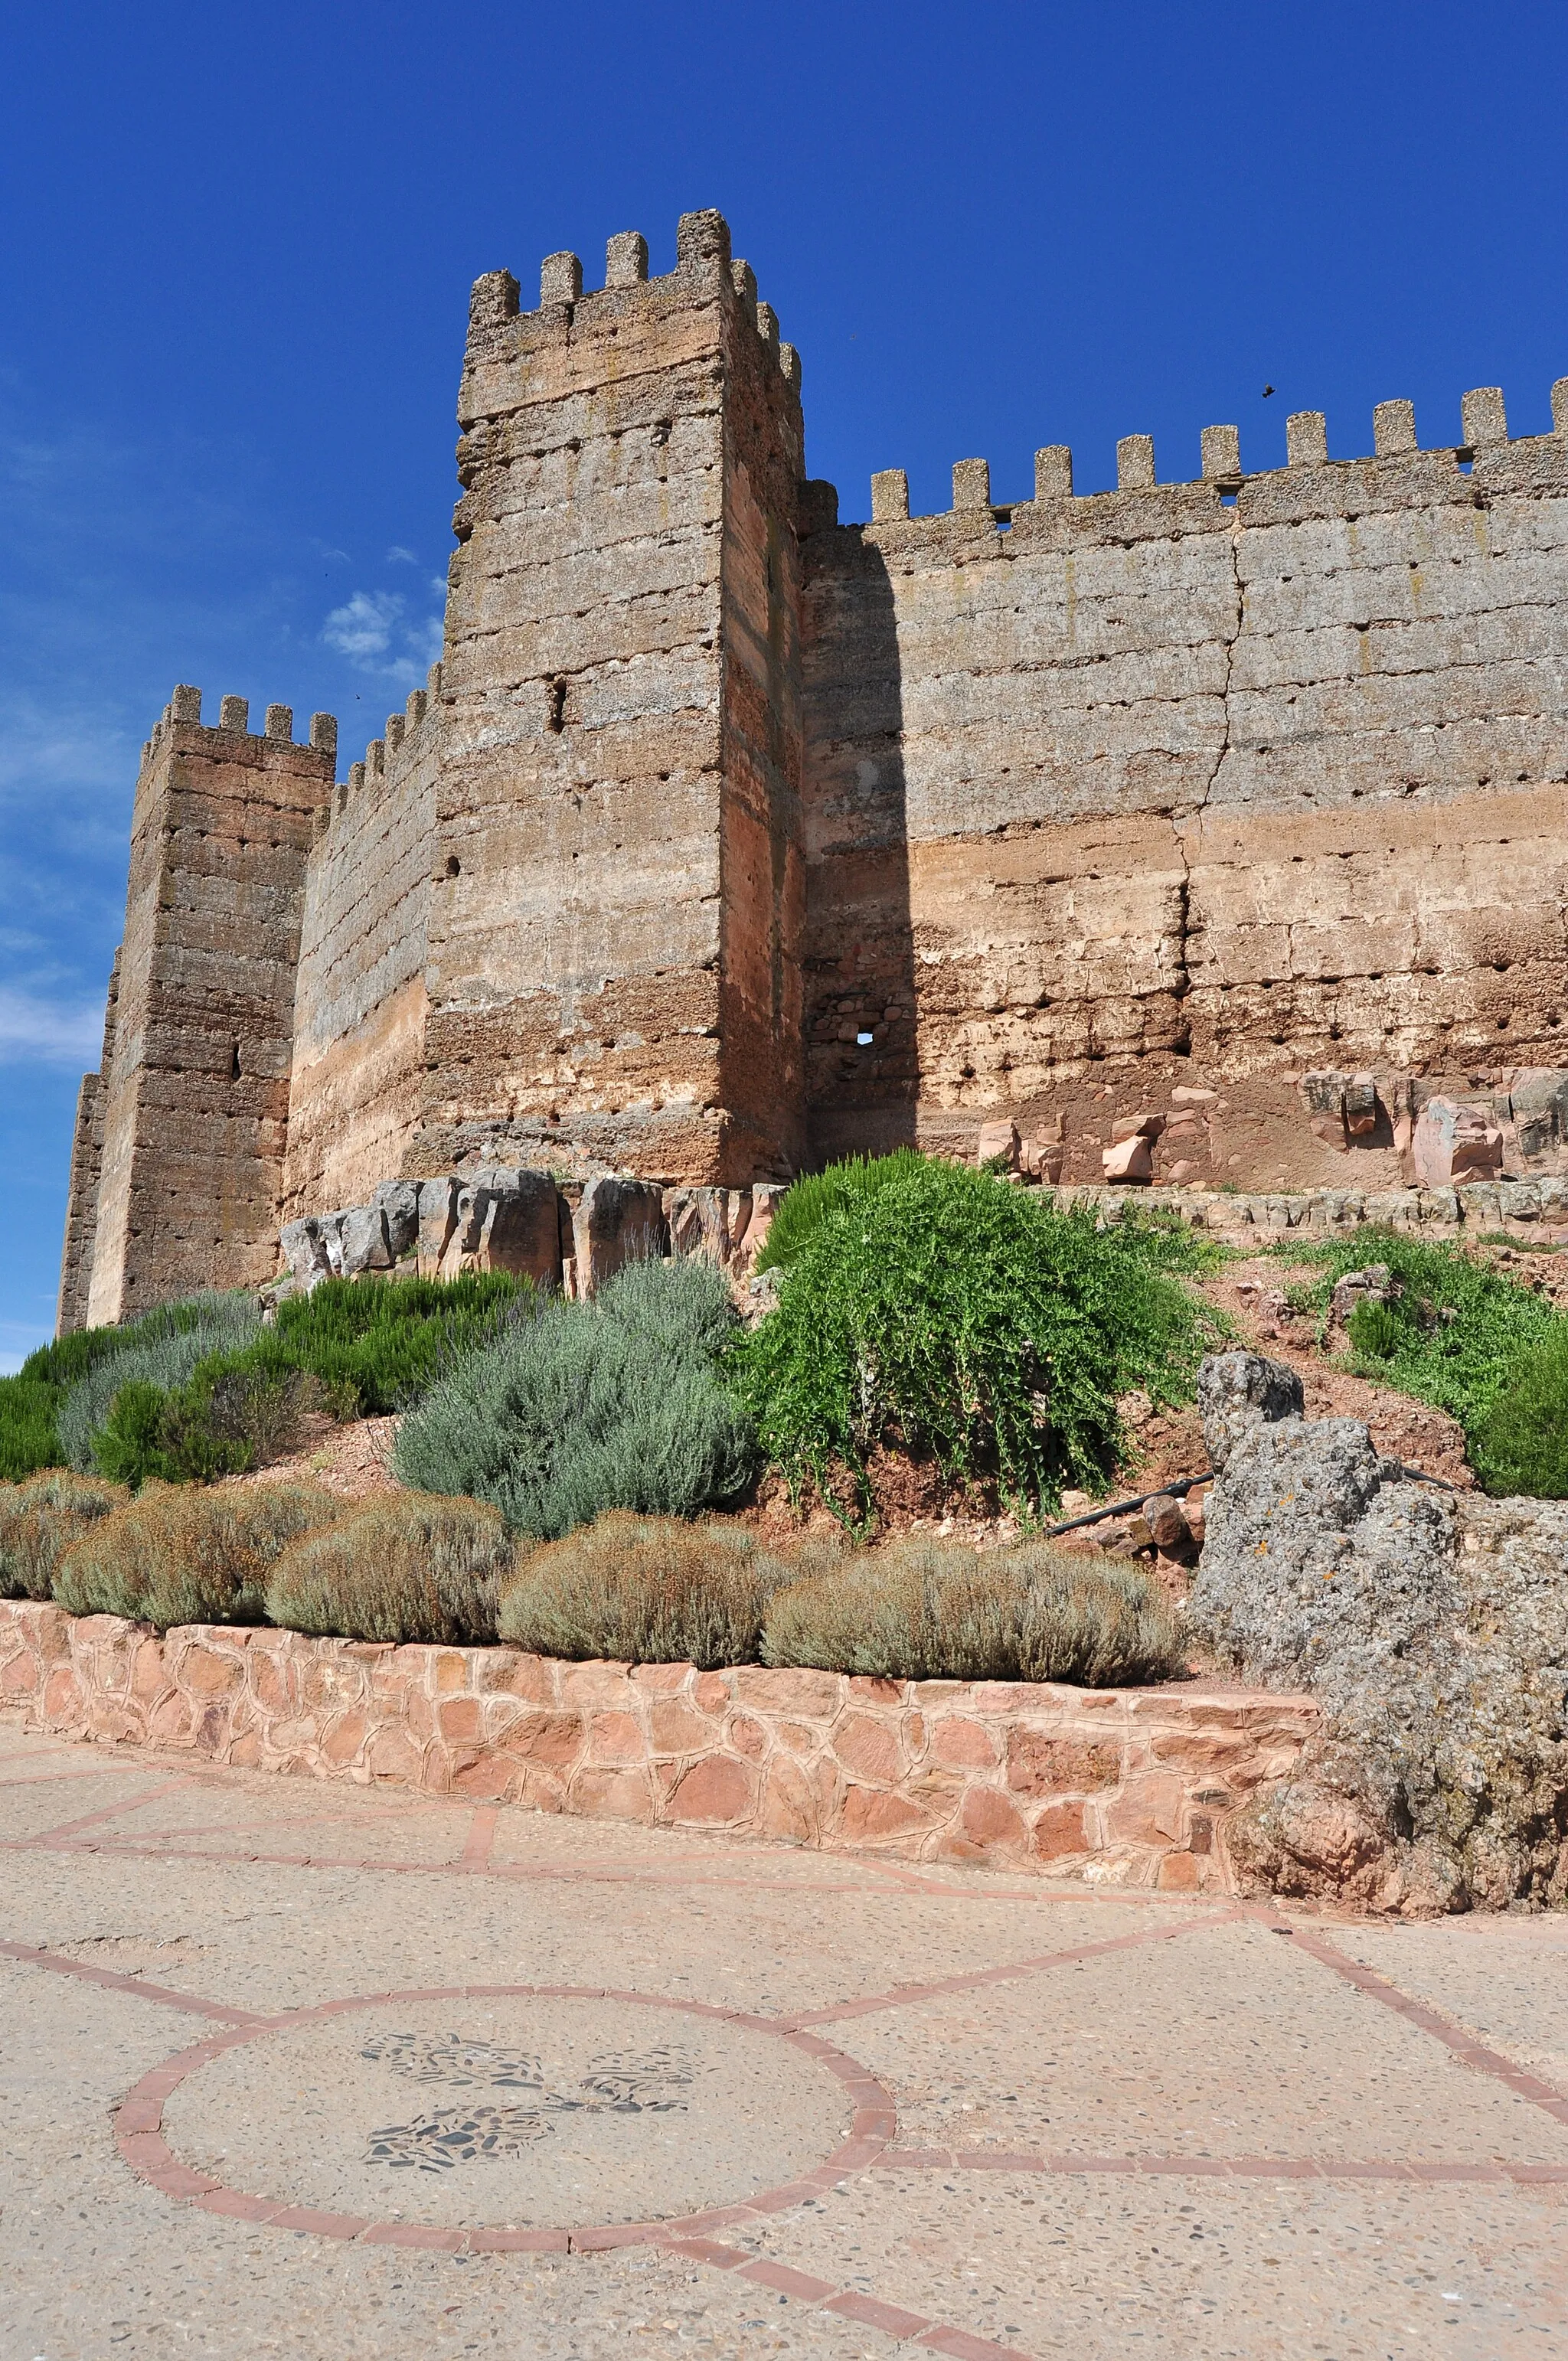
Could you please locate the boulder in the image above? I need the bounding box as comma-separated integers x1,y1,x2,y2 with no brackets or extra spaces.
1143,1493,1196,1559
1328,1262,1392,1327
443,1167,562,1288
371,1179,422,1262
417,1177,459,1270
1343,1073,1380,1136
1196,1349,1304,1473
338,1203,393,1277
1413,1096,1504,1188
1102,1134,1153,1184
1188,1351,1568,1913
573,1176,668,1293
1110,1111,1166,1143
976,1118,1021,1171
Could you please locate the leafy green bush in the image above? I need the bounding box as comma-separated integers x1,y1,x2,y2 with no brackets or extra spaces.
1285,1229,1566,1468
730,1156,1226,1522
1346,1298,1403,1360
0,1376,66,1482
0,1471,128,1600
266,1493,512,1644
498,1511,786,1666
1471,1326,1568,1498
394,1257,756,1538
753,1148,930,1275
55,1481,342,1630
761,1535,1181,1684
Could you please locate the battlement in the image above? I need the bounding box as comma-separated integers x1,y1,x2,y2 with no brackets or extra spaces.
461,209,801,418
141,685,337,776
846,375,1568,542
319,662,443,838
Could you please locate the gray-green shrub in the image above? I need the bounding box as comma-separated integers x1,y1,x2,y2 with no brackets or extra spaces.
55,1480,342,1630
266,1492,512,1644
0,1471,128,1600
394,1257,756,1538
761,1536,1182,1685
498,1510,787,1667
57,1293,261,1474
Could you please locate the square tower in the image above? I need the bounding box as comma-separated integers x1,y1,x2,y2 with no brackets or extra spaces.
420,208,808,1184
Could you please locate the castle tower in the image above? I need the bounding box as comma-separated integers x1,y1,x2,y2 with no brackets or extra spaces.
420,208,808,1184
80,693,335,1324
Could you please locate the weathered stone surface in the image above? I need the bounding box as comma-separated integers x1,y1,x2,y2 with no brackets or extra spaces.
572,1175,668,1292
0,1598,1313,1890
58,213,1568,1327
1189,1352,1568,1912
1196,1348,1305,1473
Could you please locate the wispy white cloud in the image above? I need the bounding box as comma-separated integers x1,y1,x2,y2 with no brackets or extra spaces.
0,986,104,1068
387,544,417,565
322,587,444,685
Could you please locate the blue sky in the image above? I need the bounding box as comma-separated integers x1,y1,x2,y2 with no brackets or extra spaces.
2,0,1566,1366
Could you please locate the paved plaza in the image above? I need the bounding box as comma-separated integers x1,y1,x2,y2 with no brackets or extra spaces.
2,1724,1566,2358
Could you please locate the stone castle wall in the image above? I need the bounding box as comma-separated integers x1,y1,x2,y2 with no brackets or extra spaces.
802,397,1568,1177
56,211,1568,1324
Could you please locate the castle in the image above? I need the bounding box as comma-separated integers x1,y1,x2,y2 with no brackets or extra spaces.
57,207,1568,1329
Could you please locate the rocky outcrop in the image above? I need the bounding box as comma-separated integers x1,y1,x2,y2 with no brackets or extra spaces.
277,1174,789,1299
1188,1350,1568,1913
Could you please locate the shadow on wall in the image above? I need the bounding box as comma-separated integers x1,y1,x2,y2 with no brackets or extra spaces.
801,514,917,1166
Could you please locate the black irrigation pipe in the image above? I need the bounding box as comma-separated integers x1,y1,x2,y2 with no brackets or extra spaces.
1044,1456,1455,1538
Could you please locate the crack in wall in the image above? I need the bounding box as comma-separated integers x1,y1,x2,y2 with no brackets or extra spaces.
1165,510,1245,1046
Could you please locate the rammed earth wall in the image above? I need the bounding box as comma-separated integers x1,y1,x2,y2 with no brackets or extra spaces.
57,207,1568,1324
0,1601,1315,1893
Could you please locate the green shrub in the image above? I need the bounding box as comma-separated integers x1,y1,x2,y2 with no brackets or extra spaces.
761,1536,1182,1685
754,1149,931,1275
55,1480,343,1630
0,1471,128,1600
266,1492,512,1644
1346,1298,1403,1360
394,1257,756,1538
57,1294,262,1474
730,1156,1226,1523
498,1511,786,1666
1284,1229,1566,1465
0,1376,66,1482
241,1272,528,1413
1471,1326,1568,1498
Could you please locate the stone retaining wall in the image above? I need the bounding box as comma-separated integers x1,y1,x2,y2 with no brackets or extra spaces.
1047,1177,1568,1240
0,1600,1315,1892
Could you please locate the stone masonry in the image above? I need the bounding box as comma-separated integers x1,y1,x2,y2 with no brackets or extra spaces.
57,209,1568,1324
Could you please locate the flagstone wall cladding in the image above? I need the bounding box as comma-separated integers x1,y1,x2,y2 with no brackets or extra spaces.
58,202,1568,1324
0,1599,1316,1891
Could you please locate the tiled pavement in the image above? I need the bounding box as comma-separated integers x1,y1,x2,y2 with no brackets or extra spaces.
2,1726,1566,2358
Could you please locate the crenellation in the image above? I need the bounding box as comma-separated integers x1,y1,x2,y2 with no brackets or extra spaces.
539,250,583,306
952,457,991,511
1286,410,1329,467
1462,384,1508,447
1200,424,1241,482
60,224,1568,1326
1372,399,1418,456
1034,445,1073,500
871,468,910,522
605,230,648,288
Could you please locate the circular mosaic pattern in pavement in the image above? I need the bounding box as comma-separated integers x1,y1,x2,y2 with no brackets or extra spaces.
130,1985,895,2242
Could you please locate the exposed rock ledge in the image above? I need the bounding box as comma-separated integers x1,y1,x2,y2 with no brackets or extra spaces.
1189,1351,1568,1913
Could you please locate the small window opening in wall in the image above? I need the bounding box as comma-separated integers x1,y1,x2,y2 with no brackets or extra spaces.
547,679,567,734
446,854,461,877
857,1030,874,1047
229,1042,241,1080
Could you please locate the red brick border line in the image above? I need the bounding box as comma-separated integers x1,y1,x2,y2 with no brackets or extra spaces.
877,2144,1568,2185
659,2238,1035,2359
459,1804,498,1869
15,1775,193,1846
0,1939,270,2026
1275,1922,1568,2128
780,1908,1237,2030
112,1981,899,2251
